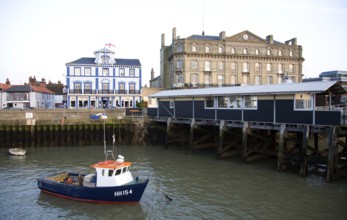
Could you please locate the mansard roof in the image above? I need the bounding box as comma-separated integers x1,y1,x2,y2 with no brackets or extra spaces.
66,58,141,66
187,35,220,41
151,81,346,98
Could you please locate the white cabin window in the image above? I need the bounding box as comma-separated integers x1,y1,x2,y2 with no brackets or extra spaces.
244,96,257,109
122,167,127,173
294,94,312,110
230,96,242,109
108,169,114,177
218,96,228,108
169,100,175,108
205,97,215,108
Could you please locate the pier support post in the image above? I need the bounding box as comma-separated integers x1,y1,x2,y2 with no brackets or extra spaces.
189,118,196,149
326,126,336,182
241,122,249,162
164,117,172,149
217,120,225,159
300,125,309,177
277,124,286,171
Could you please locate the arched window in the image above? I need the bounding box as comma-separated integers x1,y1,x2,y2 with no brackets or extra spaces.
231,47,236,54
289,50,294,57
278,64,283,74
218,46,223,53
267,49,271,55
243,48,248,54
192,45,197,52
205,45,210,53
255,49,260,55
278,50,282,56
242,62,249,72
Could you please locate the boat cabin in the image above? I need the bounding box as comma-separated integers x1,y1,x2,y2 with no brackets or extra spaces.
90,157,133,187
148,81,346,126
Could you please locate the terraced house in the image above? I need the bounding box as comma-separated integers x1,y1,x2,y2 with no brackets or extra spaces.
65,46,142,109
156,27,304,88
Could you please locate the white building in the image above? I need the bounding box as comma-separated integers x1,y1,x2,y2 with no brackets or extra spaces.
65,47,142,109
2,85,55,109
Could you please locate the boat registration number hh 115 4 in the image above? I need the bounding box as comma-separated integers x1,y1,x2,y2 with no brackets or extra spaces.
114,189,133,197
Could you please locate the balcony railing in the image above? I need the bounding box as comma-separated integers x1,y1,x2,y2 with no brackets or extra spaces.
67,89,141,95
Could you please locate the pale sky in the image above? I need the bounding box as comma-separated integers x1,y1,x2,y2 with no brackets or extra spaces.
0,0,346,86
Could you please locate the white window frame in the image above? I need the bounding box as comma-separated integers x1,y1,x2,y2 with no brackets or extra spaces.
230,96,242,109
205,97,215,108
244,96,257,109
218,96,228,108
294,93,312,110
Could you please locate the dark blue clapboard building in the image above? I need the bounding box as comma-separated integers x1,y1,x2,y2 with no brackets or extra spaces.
148,81,346,126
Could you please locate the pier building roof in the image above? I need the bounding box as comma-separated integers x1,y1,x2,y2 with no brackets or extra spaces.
150,81,345,98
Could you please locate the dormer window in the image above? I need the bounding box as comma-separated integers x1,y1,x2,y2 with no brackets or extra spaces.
243,48,248,54
101,55,110,63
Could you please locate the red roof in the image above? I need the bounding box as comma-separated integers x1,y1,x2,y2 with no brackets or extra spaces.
31,86,54,94
0,83,11,90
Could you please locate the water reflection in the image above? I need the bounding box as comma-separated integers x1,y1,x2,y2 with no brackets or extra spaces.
1,146,347,219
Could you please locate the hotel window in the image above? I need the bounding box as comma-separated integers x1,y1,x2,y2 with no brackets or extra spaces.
218,46,223,53
129,83,135,94
218,61,224,70
243,48,248,54
192,45,197,52
230,75,237,85
176,60,183,69
177,44,182,52
242,62,249,72
119,83,125,94
244,96,257,109
191,74,198,86
103,68,109,76
255,63,260,72
205,97,214,108
129,69,135,77
218,96,228,108
267,49,271,55
231,62,237,71
85,83,92,93
230,96,242,109
278,50,283,56
217,75,224,87
255,49,260,55
204,61,211,71
295,94,312,110
204,74,210,86
85,68,91,76
266,63,272,72
266,76,273,84
119,68,125,76
205,45,210,53
278,64,283,74
74,67,81,76
74,83,81,93
231,47,236,54
255,75,261,85
191,60,197,69
102,83,109,93
289,64,294,72
242,74,249,85
289,51,293,57
177,74,184,84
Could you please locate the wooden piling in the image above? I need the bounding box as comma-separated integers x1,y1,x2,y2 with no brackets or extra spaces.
326,126,335,182
217,120,225,159
241,122,249,162
300,125,309,176
277,124,286,171
164,118,172,149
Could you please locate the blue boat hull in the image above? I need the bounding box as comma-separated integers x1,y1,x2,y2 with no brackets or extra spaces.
37,173,148,203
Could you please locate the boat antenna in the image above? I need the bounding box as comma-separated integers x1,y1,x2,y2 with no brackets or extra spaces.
99,113,115,161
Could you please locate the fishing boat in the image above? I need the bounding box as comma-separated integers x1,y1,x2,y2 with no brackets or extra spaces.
37,114,148,203
9,148,26,156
